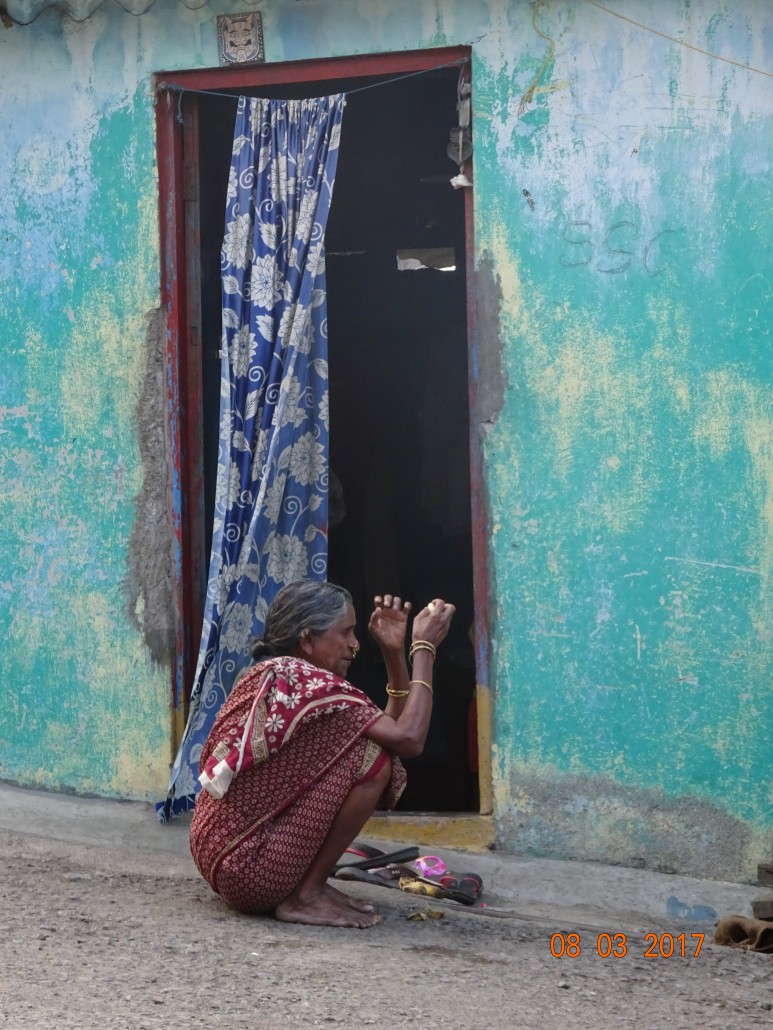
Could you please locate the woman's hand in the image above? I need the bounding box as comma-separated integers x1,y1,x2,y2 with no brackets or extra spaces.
411,598,455,648
368,594,412,654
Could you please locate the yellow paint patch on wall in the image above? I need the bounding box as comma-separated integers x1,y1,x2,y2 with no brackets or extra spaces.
693,370,773,658
109,740,173,799
742,415,773,582
483,211,654,516
530,315,658,534
673,381,690,411
29,720,105,793
68,589,169,700
21,328,49,406
59,291,146,445
745,435,771,529
537,337,598,478
38,583,173,797
693,369,740,459
476,277,739,544
647,295,692,358
59,186,158,468
364,813,494,851
8,609,45,660
485,216,527,335
491,743,512,814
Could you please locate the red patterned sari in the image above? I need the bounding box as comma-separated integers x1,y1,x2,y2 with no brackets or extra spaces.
189,656,405,913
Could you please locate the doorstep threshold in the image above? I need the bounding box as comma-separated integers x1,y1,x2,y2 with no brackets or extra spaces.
364,812,494,851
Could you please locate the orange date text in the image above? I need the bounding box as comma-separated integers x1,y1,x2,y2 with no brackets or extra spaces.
549,932,704,959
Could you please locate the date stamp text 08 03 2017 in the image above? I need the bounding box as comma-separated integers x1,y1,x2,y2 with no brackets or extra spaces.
550,932,705,959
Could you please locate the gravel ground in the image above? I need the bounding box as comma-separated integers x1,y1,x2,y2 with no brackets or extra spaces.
1,829,771,1029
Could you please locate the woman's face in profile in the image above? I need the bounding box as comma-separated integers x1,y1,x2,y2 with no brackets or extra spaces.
305,604,359,678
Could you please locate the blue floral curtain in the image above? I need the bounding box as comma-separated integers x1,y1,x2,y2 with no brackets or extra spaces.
158,93,346,821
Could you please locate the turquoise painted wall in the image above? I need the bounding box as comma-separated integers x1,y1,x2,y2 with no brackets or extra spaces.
472,2,773,880
0,0,770,877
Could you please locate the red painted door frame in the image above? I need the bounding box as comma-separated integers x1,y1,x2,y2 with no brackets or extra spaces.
154,47,490,808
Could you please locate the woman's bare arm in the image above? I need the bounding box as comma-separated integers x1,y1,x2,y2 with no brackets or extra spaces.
367,594,412,720
365,598,454,758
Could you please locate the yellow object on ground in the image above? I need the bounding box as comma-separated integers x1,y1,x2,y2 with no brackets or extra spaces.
399,877,444,897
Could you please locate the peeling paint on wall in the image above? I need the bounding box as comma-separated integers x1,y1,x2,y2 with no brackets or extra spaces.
495,762,765,883
0,18,172,799
472,0,773,879
472,252,508,426
124,307,175,664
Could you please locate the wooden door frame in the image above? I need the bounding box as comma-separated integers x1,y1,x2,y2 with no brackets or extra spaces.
154,46,493,841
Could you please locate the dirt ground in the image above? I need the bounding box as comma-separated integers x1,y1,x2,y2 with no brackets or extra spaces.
1,828,771,1029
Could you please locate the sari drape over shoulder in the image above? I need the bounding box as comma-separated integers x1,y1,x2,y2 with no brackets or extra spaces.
189,656,405,913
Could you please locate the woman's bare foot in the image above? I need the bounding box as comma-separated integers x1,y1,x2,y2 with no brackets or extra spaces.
325,882,375,914
275,887,380,928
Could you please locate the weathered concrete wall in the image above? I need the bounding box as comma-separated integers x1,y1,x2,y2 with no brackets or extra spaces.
0,11,178,797
472,1,773,881
0,0,770,875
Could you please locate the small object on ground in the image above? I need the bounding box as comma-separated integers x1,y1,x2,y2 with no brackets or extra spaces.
407,911,426,922
439,872,484,897
399,877,445,898
666,895,717,921
714,915,773,953
426,909,444,919
412,855,447,877
757,863,773,886
393,866,479,905
751,898,773,922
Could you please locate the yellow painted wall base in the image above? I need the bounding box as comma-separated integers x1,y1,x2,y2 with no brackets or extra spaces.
364,813,495,852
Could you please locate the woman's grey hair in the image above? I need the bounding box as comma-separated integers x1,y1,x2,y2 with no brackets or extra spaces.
250,580,352,661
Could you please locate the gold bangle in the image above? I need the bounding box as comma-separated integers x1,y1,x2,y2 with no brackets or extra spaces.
408,640,437,664
386,685,410,698
410,679,433,696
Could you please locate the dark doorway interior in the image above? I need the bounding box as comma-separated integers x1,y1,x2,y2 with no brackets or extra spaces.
194,64,477,812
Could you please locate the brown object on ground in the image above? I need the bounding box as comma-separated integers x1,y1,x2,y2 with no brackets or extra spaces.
757,863,773,885
713,915,773,953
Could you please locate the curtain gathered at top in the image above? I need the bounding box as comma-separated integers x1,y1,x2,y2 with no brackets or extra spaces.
158,92,346,821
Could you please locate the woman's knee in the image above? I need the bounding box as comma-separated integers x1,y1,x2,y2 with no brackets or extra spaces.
373,752,392,788
354,739,391,785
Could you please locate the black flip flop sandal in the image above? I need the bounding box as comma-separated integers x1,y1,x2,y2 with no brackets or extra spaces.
333,866,402,888
331,844,420,875
336,865,462,902
335,865,516,919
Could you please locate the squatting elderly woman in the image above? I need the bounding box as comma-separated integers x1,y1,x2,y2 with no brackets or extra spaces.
189,579,454,928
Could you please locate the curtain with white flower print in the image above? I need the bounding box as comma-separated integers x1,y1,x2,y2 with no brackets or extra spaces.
158,93,345,821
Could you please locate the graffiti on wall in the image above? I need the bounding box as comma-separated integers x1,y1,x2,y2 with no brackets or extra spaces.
559,218,682,276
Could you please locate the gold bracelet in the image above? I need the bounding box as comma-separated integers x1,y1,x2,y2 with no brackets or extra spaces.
386,685,410,698
410,679,433,696
408,640,437,664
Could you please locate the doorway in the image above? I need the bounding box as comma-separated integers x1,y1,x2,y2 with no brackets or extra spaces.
157,48,481,815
